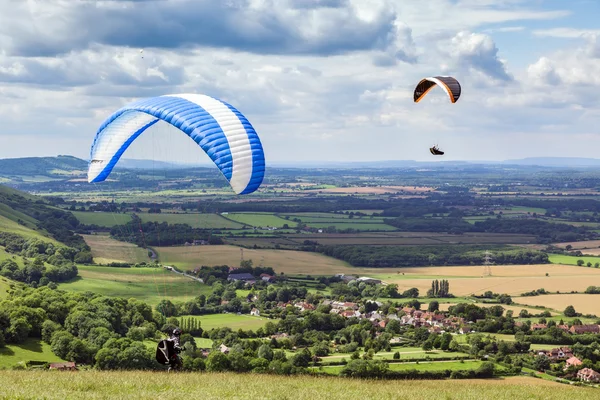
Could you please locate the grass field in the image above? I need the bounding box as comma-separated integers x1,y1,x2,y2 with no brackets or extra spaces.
155,245,355,274
514,294,600,316
138,212,244,229
72,211,132,227
0,339,65,368
59,265,211,305
548,254,600,266
82,234,150,264
183,314,273,331
223,212,291,228
322,347,470,363
0,371,591,400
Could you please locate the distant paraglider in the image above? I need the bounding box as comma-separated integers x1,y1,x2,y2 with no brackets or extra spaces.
414,76,461,104
429,145,444,156
87,93,266,195
140,49,144,59
414,76,461,156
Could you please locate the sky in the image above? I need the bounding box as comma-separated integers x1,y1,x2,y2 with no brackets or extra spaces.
0,0,599,163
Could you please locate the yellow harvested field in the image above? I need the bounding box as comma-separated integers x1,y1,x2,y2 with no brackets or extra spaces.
82,234,150,264
156,245,357,274
514,294,600,316
305,186,435,194
384,265,600,298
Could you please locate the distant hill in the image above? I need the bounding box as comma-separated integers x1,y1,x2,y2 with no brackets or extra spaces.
0,155,88,177
502,157,600,167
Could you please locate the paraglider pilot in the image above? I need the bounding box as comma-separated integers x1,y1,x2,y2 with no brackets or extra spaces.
156,327,184,371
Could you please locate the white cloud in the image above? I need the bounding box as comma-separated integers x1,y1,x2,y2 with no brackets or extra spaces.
0,0,598,162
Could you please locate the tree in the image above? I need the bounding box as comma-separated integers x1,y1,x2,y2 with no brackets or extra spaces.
428,301,439,312
564,305,577,317
258,344,274,361
577,259,585,266
533,355,550,372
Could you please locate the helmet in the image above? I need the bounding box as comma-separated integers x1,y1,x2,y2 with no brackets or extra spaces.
172,328,182,336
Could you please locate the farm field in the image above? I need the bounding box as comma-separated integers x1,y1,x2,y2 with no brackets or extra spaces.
513,294,600,316
0,339,65,368
183,313,273,331
59,265,211,305
82,234,150,264
548,254,600,266
0,372,592,400
72,211,132,227
223,212,290,228
155,245,356,274
138,212,244,229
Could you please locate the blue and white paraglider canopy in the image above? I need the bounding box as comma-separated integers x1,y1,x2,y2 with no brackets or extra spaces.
87,93,265,195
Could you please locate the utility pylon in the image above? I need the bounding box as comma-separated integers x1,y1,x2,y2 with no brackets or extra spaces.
483,250,494,277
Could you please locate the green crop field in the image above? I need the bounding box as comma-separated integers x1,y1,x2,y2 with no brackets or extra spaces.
82,234,151,264
59,265,211,305
0,339,65,368
138,212,244,229
183,314,274,331
318,360,493,376
223,212,291,228
548,254,600,266
72,211,132,227
0,371,592,400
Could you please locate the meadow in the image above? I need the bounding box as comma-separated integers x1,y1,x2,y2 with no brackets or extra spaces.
59,265,211,305
0,339,65,368
0,371,592,400
0,276,10,299
71,211,132,227
82,234,150,264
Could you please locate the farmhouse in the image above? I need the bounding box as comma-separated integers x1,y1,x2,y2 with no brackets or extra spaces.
564,357,583,370
570,324,600,334
538,347,573,360
577,368,600,382
531,323,547,331
250,308,260,316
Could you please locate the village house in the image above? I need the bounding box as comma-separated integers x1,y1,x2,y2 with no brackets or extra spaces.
356,277,382,285
537,347,573,360
531,323,547,331
428,326,444,334
250,308,260,317
260,273,276,283
564,356,583,371
577,368,600,383
48,362,77,371
227,273,256,283
570,324,600,334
